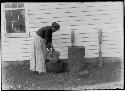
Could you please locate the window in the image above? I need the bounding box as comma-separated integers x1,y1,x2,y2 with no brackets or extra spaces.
3,2,29,37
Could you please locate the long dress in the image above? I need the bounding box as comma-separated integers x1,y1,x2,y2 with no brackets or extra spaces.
30,33,47,73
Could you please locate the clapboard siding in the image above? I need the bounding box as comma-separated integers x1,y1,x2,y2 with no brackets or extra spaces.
2,37,32,61
52,32,99,58
101,27,123,57
2,2,123,61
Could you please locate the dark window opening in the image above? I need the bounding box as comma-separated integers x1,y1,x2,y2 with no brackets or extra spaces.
4,2,26,33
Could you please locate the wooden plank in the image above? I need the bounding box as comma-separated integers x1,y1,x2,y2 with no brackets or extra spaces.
2,41,32,49
29,23,48,28
86,47,98,51
75,37,98,42
53,44,71,49
76,31,98,35
52,35,70,39
18,57,30,61
2,57,16,61
85,54,99,58
102,35,123,39
102,47,123,52
102,48,123,53
53,44,71,48
102,50,123,54
29,22,50,27
75,40,98,45
53,38,70,41
102,36,123,40
102,40,123,44
102,42,123,47
20,53,31,57
102,40,122,44
28,5,52,11
76,38,98,43
102,45,123,51
102,48,123,54
102,53,123,57
103,30,123,34
2,42,31,47
2,50,31,61
29,14,57,20
2,54,18,61
100,26,123,33
85,49,98,53
2,37,31,43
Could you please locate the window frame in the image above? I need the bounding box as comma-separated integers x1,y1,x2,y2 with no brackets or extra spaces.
3,2,30,38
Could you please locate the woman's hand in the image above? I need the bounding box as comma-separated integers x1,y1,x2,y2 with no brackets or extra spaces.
50,43,55,51
50,43,53,48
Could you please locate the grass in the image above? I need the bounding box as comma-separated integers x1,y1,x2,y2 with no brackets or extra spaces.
2,58,123,90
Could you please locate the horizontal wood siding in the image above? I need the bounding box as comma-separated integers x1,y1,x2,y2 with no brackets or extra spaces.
102,30,123,57
2,37,32,61
2,2,123,61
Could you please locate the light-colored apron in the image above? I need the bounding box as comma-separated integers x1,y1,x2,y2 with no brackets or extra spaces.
30,33,47,73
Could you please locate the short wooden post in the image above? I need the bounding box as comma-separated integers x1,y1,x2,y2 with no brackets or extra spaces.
98,29,103,68
71,31,75,46
69,31,85,74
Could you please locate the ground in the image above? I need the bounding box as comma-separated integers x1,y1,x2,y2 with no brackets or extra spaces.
2,58,123,90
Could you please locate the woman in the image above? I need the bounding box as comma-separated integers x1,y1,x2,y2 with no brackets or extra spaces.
30,22,60,74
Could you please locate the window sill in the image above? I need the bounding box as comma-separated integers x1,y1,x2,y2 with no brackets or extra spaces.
5,33,29,38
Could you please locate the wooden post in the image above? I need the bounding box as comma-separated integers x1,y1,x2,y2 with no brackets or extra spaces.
71,31,75,46
98,29,103,68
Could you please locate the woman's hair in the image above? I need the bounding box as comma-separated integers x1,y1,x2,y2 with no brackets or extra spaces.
52,22,60,29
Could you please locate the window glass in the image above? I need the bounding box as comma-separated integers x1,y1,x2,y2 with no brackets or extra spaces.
18,2,24,8
19,9,25,20
12,10,18,21
5,10,12,21
4,3,11,8
6,21,13,33
4,3,26,33
11,2,17,8
5,2,24,8
13,22,26,33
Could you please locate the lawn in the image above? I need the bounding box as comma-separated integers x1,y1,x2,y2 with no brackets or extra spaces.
2,58,123,90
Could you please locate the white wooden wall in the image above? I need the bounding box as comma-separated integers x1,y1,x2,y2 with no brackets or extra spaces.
2,2,123,61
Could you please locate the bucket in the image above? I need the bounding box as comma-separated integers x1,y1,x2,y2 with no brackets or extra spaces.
46,49,60,63
46,60,68,73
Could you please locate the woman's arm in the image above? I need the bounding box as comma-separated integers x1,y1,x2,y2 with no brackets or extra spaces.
45,30,53,49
